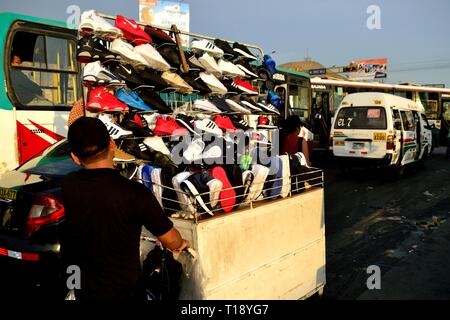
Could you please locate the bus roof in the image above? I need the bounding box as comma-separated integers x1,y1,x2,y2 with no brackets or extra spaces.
277,67,310,79
311,77,450,94
0,12,77,31
341,92,424,112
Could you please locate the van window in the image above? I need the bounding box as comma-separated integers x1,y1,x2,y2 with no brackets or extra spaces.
400,111,415,131
420,113,431,128
9,30,80,109
392,109,402,130
334,107,387,129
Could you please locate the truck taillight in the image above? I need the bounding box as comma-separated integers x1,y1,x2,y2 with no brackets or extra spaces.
387,135,395,150
24,194,64,238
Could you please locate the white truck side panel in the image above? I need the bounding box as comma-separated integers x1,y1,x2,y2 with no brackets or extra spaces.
173,188,326,300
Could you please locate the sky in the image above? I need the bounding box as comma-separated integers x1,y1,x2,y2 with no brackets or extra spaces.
1,0,450,86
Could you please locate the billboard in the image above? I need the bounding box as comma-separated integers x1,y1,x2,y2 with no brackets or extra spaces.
139,0,190,46
341,58,388,81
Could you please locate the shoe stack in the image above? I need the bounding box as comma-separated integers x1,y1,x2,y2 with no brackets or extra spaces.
76,10,295,220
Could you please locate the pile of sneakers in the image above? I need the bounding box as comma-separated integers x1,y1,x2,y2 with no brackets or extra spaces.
77,10,301,221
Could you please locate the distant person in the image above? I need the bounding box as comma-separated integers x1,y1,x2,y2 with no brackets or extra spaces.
281,115,312,166
10,54,51,105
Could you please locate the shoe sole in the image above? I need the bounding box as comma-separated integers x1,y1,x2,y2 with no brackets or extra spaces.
176,119,197,135
234,84,258,95
225,99,252,114
240,100,262,112
280,155,291,198
237,64,259,78
151,168,163,208
233,48,257,61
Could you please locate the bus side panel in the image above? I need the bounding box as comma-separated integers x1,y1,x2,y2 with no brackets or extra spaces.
15,110,69,164
0,109,19,173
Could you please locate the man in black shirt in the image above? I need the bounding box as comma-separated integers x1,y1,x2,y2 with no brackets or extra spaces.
62,117,189,301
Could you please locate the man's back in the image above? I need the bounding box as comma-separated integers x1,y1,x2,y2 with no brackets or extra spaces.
62,168,172,301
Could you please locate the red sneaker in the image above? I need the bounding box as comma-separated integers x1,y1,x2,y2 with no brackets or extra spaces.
86,86,128,112
231,78,258,95
115,16,152,45
153,116,188,136
214,115,237,131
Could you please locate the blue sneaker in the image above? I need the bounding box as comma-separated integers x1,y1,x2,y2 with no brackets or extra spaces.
115,88,153,111
263,55,277,76
268,90,282,109
138,164,157,191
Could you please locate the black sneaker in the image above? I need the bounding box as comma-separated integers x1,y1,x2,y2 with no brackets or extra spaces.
233,42,257,61
135,87,172,114
144,25,176,46
210,96,234,113
214,39,238,61
139,68,171,91
121,112,153,137
181,171,216,216
176,114,196,135
109,62,145,85
181,72,212,95
221,78,240,94
157,44,181,68
230,115,251,130
77,36,120,63
119,138,156,162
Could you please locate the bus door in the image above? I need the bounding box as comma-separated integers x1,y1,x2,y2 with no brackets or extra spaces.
399,110,418,164
5,21,80,165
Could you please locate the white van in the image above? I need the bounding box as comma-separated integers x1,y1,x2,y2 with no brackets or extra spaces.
331,92,433,173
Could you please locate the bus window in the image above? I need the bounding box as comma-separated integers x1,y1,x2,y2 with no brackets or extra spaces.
288,85,309,121
8,31,79,108
400,110,415,131
441,101,450,121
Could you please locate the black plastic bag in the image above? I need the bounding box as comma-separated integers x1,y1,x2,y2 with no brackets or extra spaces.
142,245,182,300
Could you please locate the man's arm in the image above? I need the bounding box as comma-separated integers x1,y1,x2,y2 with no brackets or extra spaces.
158,227,189,252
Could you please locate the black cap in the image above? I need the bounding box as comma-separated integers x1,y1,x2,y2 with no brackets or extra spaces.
68,117,110,159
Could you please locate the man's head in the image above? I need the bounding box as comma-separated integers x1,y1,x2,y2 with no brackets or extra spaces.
11,55,22,67
68,117,115,167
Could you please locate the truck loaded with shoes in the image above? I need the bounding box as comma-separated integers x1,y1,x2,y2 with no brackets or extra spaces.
0,10,326,300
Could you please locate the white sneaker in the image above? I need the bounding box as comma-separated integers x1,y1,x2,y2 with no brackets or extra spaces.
172,172,196,215
183,138,205,163
79,10,122,39
193,99,223,113
194,119,223,135
82,61,124,85
134,44,171,72
206,179,223,207
198,52,222,77
111,38,148,69
225,99,252,114
142,113,160,131
248,164,270,201
217,59,246,78
143,136,170,156
98,114,133,140
199,72,228,95
191,39,224,58
151,168,163,208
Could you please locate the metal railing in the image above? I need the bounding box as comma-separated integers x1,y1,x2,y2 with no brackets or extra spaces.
132,167,324,223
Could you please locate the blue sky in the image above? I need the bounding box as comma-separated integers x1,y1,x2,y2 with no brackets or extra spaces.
1,0,450,86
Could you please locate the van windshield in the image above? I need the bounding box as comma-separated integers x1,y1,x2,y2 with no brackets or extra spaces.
334,107,387,129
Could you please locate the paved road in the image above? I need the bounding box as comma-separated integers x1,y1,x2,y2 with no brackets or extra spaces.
316,148,450,299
